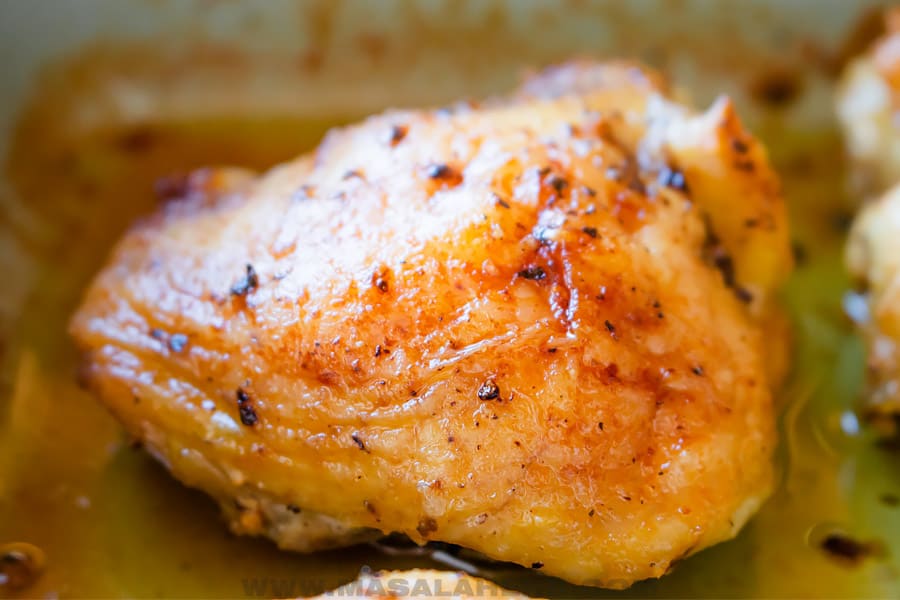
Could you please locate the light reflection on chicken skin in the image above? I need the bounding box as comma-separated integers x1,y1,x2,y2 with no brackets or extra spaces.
70,61,792,588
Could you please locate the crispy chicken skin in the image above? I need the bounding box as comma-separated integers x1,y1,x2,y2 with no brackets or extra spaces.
847,184,900,436
836,8,900,198
70,61,791,588
303,569,533,600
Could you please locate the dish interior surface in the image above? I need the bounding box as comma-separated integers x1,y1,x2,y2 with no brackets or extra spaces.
1,3,900,594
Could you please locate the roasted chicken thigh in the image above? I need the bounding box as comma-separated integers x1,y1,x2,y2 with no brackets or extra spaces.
70,61,792,588
838,10,900,433
836,7,900,198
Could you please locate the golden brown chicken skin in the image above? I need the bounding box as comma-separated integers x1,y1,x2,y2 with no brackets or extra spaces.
70,61,792,588
847,183,900,436
836,8,900,198
838,10,900,432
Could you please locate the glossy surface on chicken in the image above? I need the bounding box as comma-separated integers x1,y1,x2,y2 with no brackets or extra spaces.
847,183,900,436
836,8,900,198
304,569,532,600
70,61,792,588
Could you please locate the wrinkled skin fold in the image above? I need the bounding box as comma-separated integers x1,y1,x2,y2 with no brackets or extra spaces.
70,61,792,588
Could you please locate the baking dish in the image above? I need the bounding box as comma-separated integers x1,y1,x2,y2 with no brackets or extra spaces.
1,0,898,597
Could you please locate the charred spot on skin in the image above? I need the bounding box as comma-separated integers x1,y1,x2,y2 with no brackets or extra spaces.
605,320,617,340
820,533,886,567
582,226,599,238
548,174,567,195
731,138,750,154
605,363,619,380
386,124,408,147
735,287,754,304
477,379,500,401
236,388,258,426
318,370,340,386
531,562,544,569
518,266,546,281
704,227,745,295
692,366,705,376
231,264,259,297
416,517,438,538
425,163,463,187
286,504,301,514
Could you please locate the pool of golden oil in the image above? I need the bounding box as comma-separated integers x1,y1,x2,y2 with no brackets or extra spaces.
0,112,898,598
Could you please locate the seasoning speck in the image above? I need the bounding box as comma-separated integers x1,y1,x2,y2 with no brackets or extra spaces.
477,379,501,401
387,124,408,146
518,266,546,281
236,388,257,426
582,226,599,238
231,264,259,296
351,432,368,452
416,517,438,538
605,320,617,338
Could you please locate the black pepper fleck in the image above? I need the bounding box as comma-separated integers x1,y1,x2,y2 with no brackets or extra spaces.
477,379,500,401
351,432,369,452
387,124,408,146
238,403,257,426
427,163,452,179
518,266,546,281
416,517,438,538
605,320,617,338
582,226,599,238
231,264,259,296
236,388,257,426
